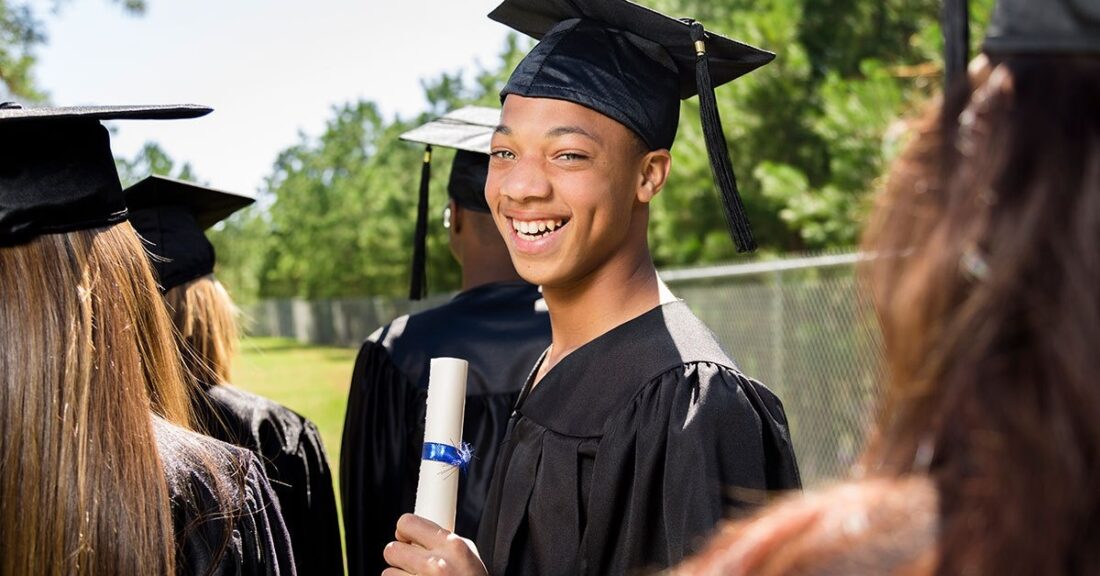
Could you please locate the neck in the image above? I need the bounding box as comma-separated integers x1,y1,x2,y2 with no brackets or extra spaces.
461,260,524,292
541,244,667,369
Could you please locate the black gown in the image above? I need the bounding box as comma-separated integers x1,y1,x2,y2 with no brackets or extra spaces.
476,301,802,576
194,384,344,576
341,281,551,576
154,416,297,576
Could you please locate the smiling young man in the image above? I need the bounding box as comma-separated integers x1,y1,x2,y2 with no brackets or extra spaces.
383,1,801,574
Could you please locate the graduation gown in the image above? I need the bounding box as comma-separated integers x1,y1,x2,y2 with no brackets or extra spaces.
195,384,344,576
476,301,802,576
154,417,297,576
341,281,551,576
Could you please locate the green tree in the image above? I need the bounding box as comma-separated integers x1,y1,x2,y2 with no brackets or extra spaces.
256,37,532,300
232,1,996,300
645,0,993,254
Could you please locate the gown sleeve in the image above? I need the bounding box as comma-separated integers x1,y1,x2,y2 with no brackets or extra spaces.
582,362,801,575
263,418,344,575
340,340,422,576
172,447,298,576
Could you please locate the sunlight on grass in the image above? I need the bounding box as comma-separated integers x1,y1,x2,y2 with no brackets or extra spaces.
231,336,357,566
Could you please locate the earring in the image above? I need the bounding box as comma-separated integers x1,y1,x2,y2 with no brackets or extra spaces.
442,206,452,230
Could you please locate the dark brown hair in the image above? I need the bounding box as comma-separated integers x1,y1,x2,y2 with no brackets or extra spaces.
676,54,1100,576
862,54,1100,575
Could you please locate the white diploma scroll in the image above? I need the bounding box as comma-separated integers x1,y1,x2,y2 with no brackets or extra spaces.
413,357,469,532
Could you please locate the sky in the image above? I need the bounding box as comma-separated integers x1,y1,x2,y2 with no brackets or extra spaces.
31,0,512,194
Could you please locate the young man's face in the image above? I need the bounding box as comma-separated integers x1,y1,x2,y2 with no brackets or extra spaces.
486,95,659,289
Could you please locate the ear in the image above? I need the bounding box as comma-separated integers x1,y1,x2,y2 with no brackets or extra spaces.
636,149,671,204
450,200,464,235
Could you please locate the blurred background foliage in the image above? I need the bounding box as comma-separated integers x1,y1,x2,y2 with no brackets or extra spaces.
2,0,993,302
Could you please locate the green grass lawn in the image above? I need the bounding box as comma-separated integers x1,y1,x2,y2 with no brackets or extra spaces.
232,337,357,471
231,336,357,565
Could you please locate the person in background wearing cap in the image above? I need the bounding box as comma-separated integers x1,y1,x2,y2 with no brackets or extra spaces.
341,107,550,576
672,0,1100,574
382,1,801,575
0,103,295,575
125,175,343,575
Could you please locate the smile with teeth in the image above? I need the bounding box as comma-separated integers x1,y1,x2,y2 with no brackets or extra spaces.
511,217,569,240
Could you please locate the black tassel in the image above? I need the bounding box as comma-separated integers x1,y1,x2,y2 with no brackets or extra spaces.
689,22,756,253
943,0,970,93
409,145,431,300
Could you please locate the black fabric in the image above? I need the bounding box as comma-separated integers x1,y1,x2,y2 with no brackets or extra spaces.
126,175,255,230
0,121,127,246
0,101,211,121
340,282,551,576
0,103,212,246
125,175,255,292
153,417,297,576
448,150,491,213
476,301,802,575
943,0,971,92
492,0,773,149
129,207,216,291
410,147,433,300
195,385,344,576
984,0,1100,55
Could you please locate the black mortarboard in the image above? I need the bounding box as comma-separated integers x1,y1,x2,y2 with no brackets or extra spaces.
984,0,1100,55
489,0,775,253
125,175,255,292
0,102,212,247
399,106,498,300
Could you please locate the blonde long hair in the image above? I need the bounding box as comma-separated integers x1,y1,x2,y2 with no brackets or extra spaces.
163,274,240,388
0,222,196,575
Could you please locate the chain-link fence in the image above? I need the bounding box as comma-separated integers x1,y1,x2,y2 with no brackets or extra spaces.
244,253,884,487
661,254,883,487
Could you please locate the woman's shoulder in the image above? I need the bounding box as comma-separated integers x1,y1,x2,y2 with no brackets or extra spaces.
675,476,939,576
153,416,262,496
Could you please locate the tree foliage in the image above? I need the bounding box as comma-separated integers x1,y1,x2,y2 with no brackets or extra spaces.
218,0,996,301
9,0,995,301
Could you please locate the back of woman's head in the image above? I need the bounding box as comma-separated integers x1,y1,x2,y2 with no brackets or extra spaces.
862,55,1100,574
0,222,190,575
163,274,240,388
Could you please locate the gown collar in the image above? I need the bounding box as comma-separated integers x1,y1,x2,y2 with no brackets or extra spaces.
515,300,734,437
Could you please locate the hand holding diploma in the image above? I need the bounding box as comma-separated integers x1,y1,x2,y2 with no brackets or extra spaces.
384,358,486,575
383,514,487,576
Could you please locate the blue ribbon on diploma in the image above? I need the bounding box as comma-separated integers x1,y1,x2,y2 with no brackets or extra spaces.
422,441,474,473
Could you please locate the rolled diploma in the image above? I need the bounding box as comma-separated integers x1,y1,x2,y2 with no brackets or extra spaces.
413,357,469,531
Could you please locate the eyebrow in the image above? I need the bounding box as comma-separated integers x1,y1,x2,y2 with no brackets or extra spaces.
546,125,602,145
492,124,602,145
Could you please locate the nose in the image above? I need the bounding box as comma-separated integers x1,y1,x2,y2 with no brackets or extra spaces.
492,155,551,205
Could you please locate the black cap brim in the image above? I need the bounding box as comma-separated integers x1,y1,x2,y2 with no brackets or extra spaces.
0,103,213,123
124,175,255,230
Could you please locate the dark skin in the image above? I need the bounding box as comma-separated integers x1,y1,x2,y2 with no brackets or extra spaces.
384,95,674,575
446,200,523,291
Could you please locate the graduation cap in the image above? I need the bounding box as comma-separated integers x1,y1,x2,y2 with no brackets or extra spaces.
983,0,1100,55
125,175,255,292
399,105,499,300
0,102,212,247
489,0,775,253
